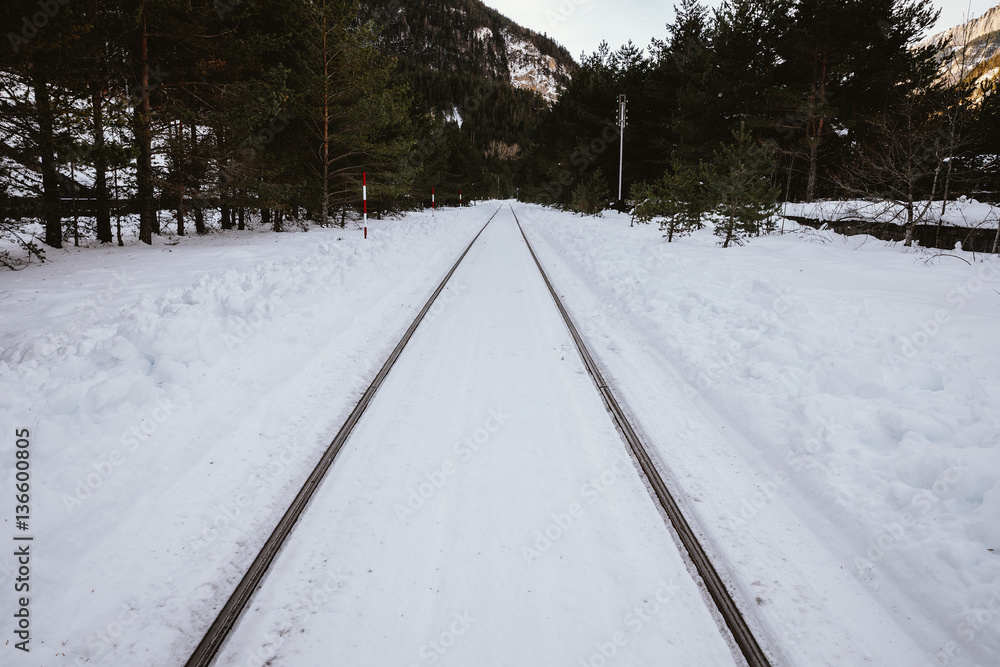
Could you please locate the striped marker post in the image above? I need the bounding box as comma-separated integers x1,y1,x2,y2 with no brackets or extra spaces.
432,187,435,215
363,172,368,239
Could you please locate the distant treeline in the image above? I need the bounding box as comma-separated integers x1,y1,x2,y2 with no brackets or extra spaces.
521,0,1000,248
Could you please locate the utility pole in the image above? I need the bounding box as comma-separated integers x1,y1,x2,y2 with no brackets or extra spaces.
617,94,628,206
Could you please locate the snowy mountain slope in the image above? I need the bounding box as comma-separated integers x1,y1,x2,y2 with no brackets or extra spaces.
504,30,568,104
920,4,1000,88
363,0,574,103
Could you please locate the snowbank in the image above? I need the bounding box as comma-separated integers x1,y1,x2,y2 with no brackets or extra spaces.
520,205,1000,666
0,208,490,664
785,198,1000,229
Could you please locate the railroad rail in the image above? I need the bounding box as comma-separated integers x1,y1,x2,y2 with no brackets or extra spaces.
183,207,501,667
185,203,775,667
511,205,774,667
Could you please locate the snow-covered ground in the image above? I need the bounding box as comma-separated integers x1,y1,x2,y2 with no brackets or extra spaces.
519,205,1000,667
1,202,998,666
785,197,1000,230
0,208,491,664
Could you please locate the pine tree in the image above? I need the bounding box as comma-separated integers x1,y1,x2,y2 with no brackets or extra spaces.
709,123,781,248
570,169,610,216
630,162,706,241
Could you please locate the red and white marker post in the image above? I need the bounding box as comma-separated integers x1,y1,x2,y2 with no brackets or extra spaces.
363,172,368,239
459,189,462,207
432,187,435,215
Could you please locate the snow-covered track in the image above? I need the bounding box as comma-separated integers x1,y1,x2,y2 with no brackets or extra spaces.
183,207,503,667
511,205,775,667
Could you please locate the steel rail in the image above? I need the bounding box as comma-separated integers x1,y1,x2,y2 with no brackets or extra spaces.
511,205,774,667
184,206,502,667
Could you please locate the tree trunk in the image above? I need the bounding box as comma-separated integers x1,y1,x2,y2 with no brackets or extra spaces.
221,204,232,230
806,141,819,203
194,202,206,234
320,0,330,226
133,12,156,245
904,201,914,247
238,207,246,231
93,85,112,243
176,196,185,236
34,77,62,249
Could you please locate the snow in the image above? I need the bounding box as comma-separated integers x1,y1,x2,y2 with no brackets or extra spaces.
214,209,739,666
0,209,492,664
518,205,1000,666
1,201,999,666
503,33,565,104
443,105,463,128
785,198,1000,229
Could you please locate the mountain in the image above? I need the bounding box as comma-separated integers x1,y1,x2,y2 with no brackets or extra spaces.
363,0,575,104
919,4,1000,92
359,0,577,200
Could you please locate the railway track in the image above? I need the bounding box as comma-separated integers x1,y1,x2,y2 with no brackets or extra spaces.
511,206,774,667
185,204,775,667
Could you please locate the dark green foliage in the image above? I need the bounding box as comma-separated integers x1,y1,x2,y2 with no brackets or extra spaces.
359,0,576,202
630,163,707,241
524,0,951,212
709,124,781,248
570,169,610,216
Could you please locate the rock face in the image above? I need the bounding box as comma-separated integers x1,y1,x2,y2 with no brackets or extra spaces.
504,31,570,104
919,4,1000,89
363,0,574,104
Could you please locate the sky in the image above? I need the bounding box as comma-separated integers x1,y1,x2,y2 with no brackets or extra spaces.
481,0,999,61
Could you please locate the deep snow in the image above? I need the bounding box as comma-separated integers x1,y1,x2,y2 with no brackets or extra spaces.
0,202,998,666
519,205,1000,667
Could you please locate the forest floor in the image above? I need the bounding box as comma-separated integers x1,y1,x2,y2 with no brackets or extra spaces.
1,202,998,666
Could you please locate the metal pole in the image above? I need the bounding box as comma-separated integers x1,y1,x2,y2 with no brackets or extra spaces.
618,94,627,204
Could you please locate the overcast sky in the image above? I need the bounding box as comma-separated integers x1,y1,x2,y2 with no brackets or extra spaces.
482,0,998,61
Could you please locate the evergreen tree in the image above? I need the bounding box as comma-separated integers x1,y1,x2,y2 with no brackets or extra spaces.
570,169,610,216
650,0,713,165
630,162,707,241
709,123,781,248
